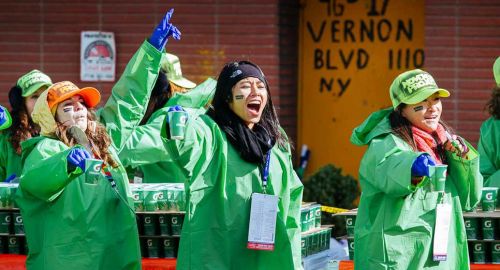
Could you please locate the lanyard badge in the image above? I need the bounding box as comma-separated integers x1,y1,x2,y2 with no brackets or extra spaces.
433,201,452,261
247,193,279,251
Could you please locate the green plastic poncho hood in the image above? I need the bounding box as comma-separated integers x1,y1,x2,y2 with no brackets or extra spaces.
351,107,393,146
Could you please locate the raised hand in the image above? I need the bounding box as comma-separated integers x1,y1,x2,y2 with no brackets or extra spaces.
149,8,182,51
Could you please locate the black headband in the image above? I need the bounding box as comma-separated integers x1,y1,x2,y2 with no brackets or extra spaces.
225,63,266,90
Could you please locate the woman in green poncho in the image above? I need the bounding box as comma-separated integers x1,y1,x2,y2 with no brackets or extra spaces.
477,57,500,188
0,70,52,182
16,81,142,270
350,69,482,270
15,9,182,270
162,61,303,269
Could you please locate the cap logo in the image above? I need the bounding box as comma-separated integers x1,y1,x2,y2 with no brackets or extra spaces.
401,73,437,95
172,62,182,77
52,82,78,96
230,70,242,78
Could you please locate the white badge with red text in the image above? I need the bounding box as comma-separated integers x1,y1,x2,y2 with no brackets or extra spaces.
433,203,452,261
247,193,279,251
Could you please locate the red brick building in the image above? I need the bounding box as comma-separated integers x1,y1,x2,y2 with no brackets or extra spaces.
0,0,499,164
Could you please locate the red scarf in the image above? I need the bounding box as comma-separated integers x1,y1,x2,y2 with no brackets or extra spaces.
411,124,447,164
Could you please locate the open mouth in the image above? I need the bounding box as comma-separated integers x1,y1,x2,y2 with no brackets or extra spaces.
247,101,262,115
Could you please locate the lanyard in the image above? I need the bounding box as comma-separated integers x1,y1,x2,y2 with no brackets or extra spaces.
262,152,271,192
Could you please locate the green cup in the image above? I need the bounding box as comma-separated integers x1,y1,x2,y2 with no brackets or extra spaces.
347,238,355,260
168,111,188,140
170,213,184,236
312,204,321,228
84,158,104,184
429,164,447,192
471,241,486,264
145,238,159,258
158,214,170,236
0,184,13,209
301,235,307,257
131,189,144,212
7,236,21,254
482,218,496,240
345,216,356,237
301,207,310,232
464,218,478,240
143,190,159,212
481,187,498,212
142,214,158,236
310,231,319,255
0,212,12,235
13,212,24,235
492,242,500,264
162,237,175,258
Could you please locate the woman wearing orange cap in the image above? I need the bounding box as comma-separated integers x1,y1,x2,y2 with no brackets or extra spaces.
14,8,182,269
16,81,141,270
0,70,52,183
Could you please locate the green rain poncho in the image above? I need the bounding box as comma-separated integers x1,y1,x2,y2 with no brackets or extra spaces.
350,108,482,270
477,117,500,188
0,132,22,181
163,115,303,270
118,78,216,183
15,40,162,270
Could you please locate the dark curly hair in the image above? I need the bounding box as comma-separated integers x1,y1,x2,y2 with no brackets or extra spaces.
486,85,500,119
8,85,40,154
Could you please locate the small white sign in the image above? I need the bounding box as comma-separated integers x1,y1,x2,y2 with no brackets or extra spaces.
80,31,116,82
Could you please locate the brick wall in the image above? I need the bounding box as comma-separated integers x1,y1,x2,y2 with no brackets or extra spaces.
0,0,300,142
1,0,498,148
425,0,500,144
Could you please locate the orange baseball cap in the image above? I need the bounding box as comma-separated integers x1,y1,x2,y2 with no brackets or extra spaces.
47,81,101,110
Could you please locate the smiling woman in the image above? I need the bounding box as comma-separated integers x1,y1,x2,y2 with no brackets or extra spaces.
162,60,303,270
350,69,483,270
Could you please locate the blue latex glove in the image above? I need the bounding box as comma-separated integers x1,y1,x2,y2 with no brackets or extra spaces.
67,148,92,172
149,8,181,51
166,105,186,123
0,105,7,126
4,174,17,183
411,154,436,177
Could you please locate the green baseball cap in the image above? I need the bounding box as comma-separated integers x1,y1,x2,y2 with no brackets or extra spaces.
0,105,12,130
16,69,53,97
493,57,500,85
389,69,450,109
161,53,196,89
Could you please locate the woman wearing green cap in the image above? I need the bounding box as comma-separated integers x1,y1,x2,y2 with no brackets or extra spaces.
161,61,303,269
478,57,500,188
118,54,217,184
0,69,53,182
351,69,482,270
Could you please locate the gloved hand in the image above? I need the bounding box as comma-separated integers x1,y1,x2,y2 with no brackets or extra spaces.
166,105,186,123
67,148,92,172
149,8,181,51
0,105,8,126
411,154,436,177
